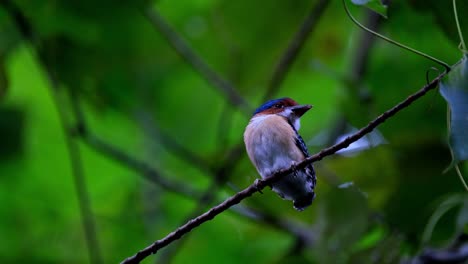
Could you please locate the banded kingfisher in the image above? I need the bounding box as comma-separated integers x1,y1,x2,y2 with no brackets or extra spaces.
244,98,316,211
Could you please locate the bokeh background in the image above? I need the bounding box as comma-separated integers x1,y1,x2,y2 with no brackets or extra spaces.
0,0,467,263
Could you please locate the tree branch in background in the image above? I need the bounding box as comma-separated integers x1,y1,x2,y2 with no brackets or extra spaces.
121,72,446,264
0,1,103,263
142,7,252,114
262,0,330,102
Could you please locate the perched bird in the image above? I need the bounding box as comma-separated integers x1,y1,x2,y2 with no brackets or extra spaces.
244,98,316,211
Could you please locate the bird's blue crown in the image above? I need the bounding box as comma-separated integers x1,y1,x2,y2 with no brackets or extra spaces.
253,98,289,116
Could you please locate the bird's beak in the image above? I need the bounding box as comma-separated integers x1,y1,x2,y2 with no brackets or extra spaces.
290,104,312,117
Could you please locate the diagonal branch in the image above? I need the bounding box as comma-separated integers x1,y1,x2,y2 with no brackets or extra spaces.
262,0,330,101
142,7,252,114
120,72,446,264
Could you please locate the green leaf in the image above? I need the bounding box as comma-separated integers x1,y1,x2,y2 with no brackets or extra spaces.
350,0,388,18
440,55,468,164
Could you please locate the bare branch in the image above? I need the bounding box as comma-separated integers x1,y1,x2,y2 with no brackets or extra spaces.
143,7,252,114
262,0,330,101
121,73,446,264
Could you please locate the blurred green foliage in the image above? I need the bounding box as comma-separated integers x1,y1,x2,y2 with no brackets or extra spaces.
0,0,468,263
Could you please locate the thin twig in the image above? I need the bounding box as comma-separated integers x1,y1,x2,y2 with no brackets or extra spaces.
142,7,252,114
121,72,446,264
262,0,330,101
0,1,103,263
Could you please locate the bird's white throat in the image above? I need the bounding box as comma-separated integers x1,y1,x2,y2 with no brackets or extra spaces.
251,112,301,131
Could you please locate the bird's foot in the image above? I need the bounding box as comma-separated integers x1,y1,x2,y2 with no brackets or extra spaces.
254,179,263,194
290,161,298,176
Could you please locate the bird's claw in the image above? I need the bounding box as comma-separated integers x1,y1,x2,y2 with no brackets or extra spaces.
290,161,298,176
254,179,263,194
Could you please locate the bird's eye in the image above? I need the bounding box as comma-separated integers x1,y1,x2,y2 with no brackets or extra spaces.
274,104,283,109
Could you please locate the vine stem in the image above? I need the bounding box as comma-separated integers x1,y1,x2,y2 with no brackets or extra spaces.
421,195,464,245
455,165,468,191
343,0,451,72
453,0,467,52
